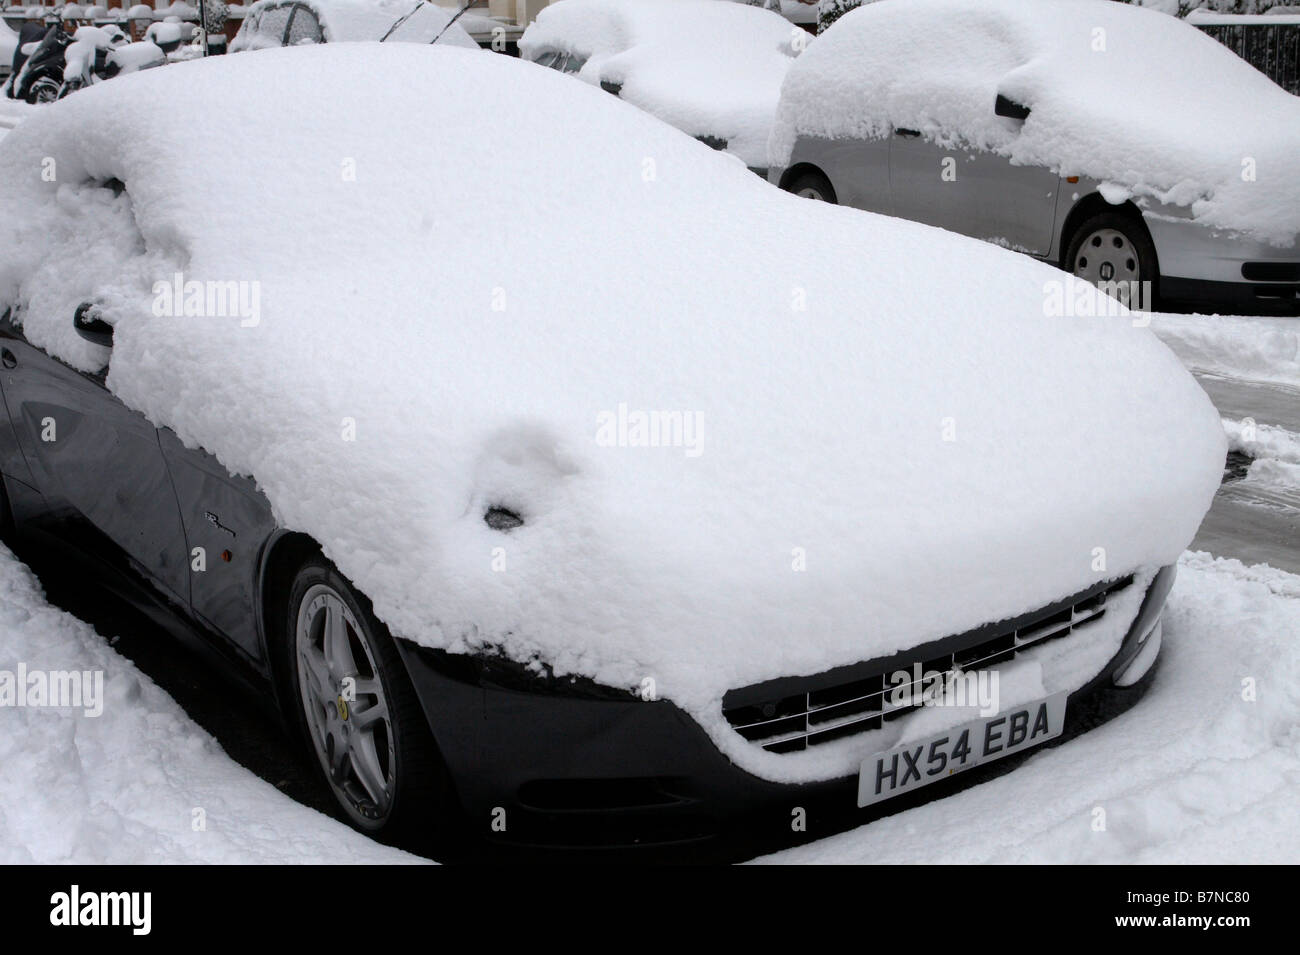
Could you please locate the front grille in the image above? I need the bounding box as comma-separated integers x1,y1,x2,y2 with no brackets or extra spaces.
722,575,1134,754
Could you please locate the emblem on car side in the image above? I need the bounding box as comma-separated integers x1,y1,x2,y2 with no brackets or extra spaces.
204,511,236,538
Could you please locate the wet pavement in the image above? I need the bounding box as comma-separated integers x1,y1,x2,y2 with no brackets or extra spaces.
1190,372,1300,575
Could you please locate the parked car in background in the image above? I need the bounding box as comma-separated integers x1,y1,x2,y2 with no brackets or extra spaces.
230,0,479,52
520,0,806,173
0,18,18,81
770,0,1300,314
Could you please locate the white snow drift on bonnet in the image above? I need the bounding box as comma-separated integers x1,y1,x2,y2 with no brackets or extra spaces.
521,0,803,167
771,0,1300,244
0,45,1222,782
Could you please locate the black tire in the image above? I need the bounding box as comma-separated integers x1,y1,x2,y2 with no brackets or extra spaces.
25,76,60,105
282,557,454,848
1063,210,1159,312
782,168,837,204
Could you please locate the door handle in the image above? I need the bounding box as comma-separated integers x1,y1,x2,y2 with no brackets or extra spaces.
1,348,15,369
895,128,921,138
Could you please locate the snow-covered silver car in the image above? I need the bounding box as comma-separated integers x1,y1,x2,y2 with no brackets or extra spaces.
770,0,1300,314
521,0,805,173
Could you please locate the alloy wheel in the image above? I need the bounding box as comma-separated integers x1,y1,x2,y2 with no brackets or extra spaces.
294,583,397,829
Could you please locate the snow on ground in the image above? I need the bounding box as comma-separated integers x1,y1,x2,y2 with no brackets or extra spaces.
1150,311,1300,389
0,545,417,864
757,553,1300,863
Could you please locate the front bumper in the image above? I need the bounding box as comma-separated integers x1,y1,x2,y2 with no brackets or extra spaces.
1146,214,1300,313
396,566,1175,859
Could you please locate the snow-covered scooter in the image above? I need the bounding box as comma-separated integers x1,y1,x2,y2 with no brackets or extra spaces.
58,28,166,99
4,22,73,104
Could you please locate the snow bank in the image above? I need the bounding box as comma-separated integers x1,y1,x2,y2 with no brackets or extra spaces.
0,546,418,863
0,45,1223,783
232,0,478,50
771,0,1300,243
521,0,802,167
1150,312,1300,387
758,553,1300,863
1224,417,1300,466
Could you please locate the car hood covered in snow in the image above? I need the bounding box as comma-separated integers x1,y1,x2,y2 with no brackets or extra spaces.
520,0,802,168
0,45,1222,781
771,0,1300,244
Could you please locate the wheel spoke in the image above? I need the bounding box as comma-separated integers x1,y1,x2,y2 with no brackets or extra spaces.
352,699,388,732
350,735,389,807
324,602,357,679
329,732,349,777
300,646,332,705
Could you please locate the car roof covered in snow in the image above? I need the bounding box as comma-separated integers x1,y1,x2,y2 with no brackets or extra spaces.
771,0,1300,243
232,0,478,50
520,0,803,167
0,44,1222,782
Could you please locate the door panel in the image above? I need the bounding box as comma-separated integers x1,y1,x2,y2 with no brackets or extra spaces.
158,427,277,660
890,134,1060,256
823,135,892,216
0,315,190,604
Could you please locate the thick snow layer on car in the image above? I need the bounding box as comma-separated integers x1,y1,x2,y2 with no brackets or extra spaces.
520,0,803,167
0,546,419,863
759,554,1300,863
0,45,1223,783
231,0,478,51
771,0,1300,244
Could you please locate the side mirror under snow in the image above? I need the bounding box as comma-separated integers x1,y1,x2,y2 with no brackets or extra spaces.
74,302,113,348
995,94,1031,120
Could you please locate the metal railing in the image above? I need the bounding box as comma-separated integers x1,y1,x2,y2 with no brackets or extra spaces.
1195,20,1300,95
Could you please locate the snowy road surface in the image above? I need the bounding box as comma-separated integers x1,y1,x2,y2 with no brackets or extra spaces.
1190,373,1300,575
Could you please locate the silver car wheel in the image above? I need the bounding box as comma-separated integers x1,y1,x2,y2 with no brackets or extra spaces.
796,185,827,201
295,583,396,827
1072,227,1143,301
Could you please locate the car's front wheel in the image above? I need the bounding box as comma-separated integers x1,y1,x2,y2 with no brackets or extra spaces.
1064,211,1158,311
285,558,452,844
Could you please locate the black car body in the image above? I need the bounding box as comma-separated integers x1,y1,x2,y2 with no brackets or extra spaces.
0,305,1172,859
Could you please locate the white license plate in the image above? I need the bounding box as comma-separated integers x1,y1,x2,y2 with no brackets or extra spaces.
857,692,1068,807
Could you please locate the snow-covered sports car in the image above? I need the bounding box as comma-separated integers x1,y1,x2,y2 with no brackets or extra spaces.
0,43,1222,856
